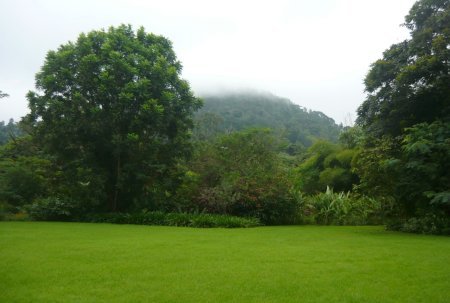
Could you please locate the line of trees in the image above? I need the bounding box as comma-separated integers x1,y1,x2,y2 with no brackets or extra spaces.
1,0,448,233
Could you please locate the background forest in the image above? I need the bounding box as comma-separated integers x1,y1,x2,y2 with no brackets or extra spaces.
0,0,449,234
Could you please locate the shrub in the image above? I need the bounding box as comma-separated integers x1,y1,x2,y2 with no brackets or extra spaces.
0,202,7,221
256,186,301,225
82,211,260,228
180,129,298,225
165,212,193,226
387,214,450,235
1,212,30,221
302,187,382,225
0,156,51,209
27,196,76,221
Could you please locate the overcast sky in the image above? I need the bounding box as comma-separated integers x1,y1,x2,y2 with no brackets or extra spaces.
0,0,417,124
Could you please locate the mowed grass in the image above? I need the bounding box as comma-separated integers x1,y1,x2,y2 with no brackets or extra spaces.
1,222,449,303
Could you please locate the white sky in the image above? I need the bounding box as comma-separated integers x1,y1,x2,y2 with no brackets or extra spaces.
0,0,417,124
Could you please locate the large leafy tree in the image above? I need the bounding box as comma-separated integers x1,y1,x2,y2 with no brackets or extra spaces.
357,0,449,136
26,25,202,211
355,0,450,224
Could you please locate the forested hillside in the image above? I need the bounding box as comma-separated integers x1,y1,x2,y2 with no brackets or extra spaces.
194,92,342,147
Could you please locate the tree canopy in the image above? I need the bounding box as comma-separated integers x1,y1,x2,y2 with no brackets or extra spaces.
355,0,450,222
25,24,202,211
357,0,450,136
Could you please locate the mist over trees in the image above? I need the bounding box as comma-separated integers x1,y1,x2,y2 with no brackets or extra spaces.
0,0,448,233
195,92,341,147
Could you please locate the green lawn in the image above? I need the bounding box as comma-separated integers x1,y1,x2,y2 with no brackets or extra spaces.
1,222,449,302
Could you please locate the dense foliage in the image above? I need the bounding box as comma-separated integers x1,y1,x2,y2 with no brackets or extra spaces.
294,140,358,194
24,25,201,212
26,206,260,228
0,119,22,145
355,0,450,233
1,0,448,233
299,187,382,225
173,129,299,224
0,137,52,213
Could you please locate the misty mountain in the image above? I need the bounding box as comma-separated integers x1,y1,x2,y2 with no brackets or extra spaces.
194,91,342,147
